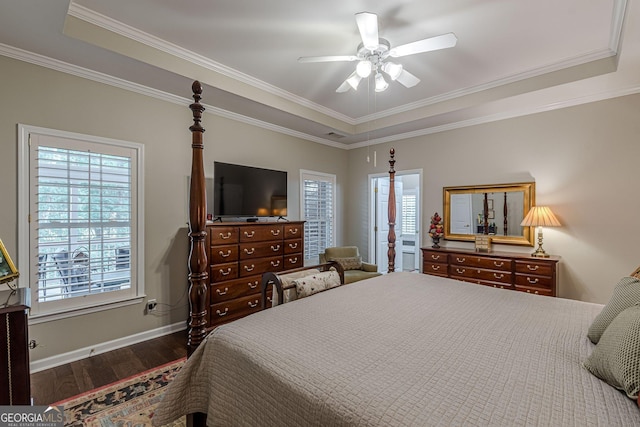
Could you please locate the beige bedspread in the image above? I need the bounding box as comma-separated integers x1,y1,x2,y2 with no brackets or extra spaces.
153,272,640,426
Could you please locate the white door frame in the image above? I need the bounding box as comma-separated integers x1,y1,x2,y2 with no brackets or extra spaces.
368,168,423,272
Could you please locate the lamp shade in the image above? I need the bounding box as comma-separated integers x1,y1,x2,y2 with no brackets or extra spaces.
520,206,561,227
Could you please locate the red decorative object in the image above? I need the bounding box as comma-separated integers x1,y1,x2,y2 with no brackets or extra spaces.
428,212,444,248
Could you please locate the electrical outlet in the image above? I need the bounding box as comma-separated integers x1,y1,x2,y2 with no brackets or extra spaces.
147,299,157,311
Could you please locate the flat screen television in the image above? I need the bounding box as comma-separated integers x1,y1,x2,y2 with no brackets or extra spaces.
213,162,287,218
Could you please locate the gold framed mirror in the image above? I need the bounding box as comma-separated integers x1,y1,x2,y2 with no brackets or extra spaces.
443,182,535,246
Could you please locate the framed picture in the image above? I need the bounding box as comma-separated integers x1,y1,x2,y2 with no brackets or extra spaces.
487,199,494,210
488,210,495,219
0,239,19,284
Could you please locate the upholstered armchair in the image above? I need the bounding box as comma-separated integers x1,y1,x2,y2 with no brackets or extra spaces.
319,246,381,284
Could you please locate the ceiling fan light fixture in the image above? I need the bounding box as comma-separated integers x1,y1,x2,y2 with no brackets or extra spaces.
374,73,388,92
356,60,372,78
382,62,403,80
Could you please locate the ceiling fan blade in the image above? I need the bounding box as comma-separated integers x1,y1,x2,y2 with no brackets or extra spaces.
395,69,421,88
298,55,359,63
389,33,457,58
336,71,362,92
355,12,379,51
336,80,351,93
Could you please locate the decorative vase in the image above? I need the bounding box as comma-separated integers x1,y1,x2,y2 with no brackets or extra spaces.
431,236,441,249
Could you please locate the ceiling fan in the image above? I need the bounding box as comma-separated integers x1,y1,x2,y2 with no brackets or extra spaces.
298,12,457,93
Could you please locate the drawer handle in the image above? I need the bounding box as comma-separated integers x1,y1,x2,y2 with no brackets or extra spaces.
271,244,280,251
431,265,440,271
494,261,504,267
219,249,232,258
271,229,281,236
288,257,298,264
526,289,540,295
271,260,281,267
216,287,229,296
219,232,232,240
267,296,272,303
289,242,298,249
289,228,298,234
248,300,259,308
493,273,504,279
244,248,255,255
244,231,255,238
216,308,229,317
247,281,258,289
526,264,539,271
431,254,441,260
245,264,255,272
219,268,232,276
456,268,465,274
527,277,539,284
493,285,505,289
456,257,465,263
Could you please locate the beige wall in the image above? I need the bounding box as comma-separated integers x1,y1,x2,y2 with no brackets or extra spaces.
0,56,346,362
346,93,640,304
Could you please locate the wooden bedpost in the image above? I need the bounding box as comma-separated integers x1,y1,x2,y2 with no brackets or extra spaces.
388,148,396,273
187,81,208,357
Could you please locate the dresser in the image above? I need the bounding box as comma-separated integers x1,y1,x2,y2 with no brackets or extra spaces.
207,221,304,328
0,288,31,405
422,247,559,296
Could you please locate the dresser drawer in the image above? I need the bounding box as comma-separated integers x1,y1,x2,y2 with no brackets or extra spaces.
284,224,303,239
450,255,512,272
210,244,239,264
515,273,553,289
450,266,512,285
515,260,554,277
283,253,303,269
284,239,302,254
210,262,239,282
515,284,553,297
239,241,284,260
210,275,261,303
422,250,447,263
239,256,283,277
210,227,239,244
423,261,448,276
210,294,263,323
240,225,284,242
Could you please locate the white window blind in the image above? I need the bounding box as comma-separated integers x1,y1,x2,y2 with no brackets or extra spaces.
401,194,417,235
301,171,335,263
20,127,144,317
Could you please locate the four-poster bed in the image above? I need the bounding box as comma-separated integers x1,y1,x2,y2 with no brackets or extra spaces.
158,81,640,426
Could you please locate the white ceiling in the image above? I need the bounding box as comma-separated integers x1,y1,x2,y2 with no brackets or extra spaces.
0,0,637,147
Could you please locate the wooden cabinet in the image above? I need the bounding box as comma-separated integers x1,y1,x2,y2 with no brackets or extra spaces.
0,288,31,405
421,247,559,296
207,221,304,328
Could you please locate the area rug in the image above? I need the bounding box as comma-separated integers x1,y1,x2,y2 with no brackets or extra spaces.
53,358,186,427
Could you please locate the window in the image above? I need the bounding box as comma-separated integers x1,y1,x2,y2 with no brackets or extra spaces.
401,193,417,235
300,170,335,264
18,125,144,318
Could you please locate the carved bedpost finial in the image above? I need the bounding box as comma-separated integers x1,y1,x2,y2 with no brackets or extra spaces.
388,148,396,273
189,81,205,135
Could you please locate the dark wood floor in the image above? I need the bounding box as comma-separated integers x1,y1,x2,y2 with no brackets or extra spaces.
30,329,187,405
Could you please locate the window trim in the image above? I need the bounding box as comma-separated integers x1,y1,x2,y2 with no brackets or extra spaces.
299,169,336,264
18,124,145,319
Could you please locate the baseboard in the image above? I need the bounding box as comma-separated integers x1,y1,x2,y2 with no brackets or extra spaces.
30,321,186,373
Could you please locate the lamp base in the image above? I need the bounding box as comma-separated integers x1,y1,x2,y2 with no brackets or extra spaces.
530,251,550,258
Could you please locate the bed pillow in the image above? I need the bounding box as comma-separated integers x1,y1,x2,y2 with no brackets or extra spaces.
583,304,640,399
293,270,341,299
632,266,640,279
328,256,363,271
587,276,640,344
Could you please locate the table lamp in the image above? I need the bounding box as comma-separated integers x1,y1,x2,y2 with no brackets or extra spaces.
520,206,560,257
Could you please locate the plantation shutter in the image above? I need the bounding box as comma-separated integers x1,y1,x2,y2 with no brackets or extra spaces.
401,194,417,235
301,171,335,263
31,134,137,308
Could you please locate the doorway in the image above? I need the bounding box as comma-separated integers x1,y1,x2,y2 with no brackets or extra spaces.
369,170,422,272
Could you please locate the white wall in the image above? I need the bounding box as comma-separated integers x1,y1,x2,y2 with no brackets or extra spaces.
346,93,640,304
0,55,347,362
